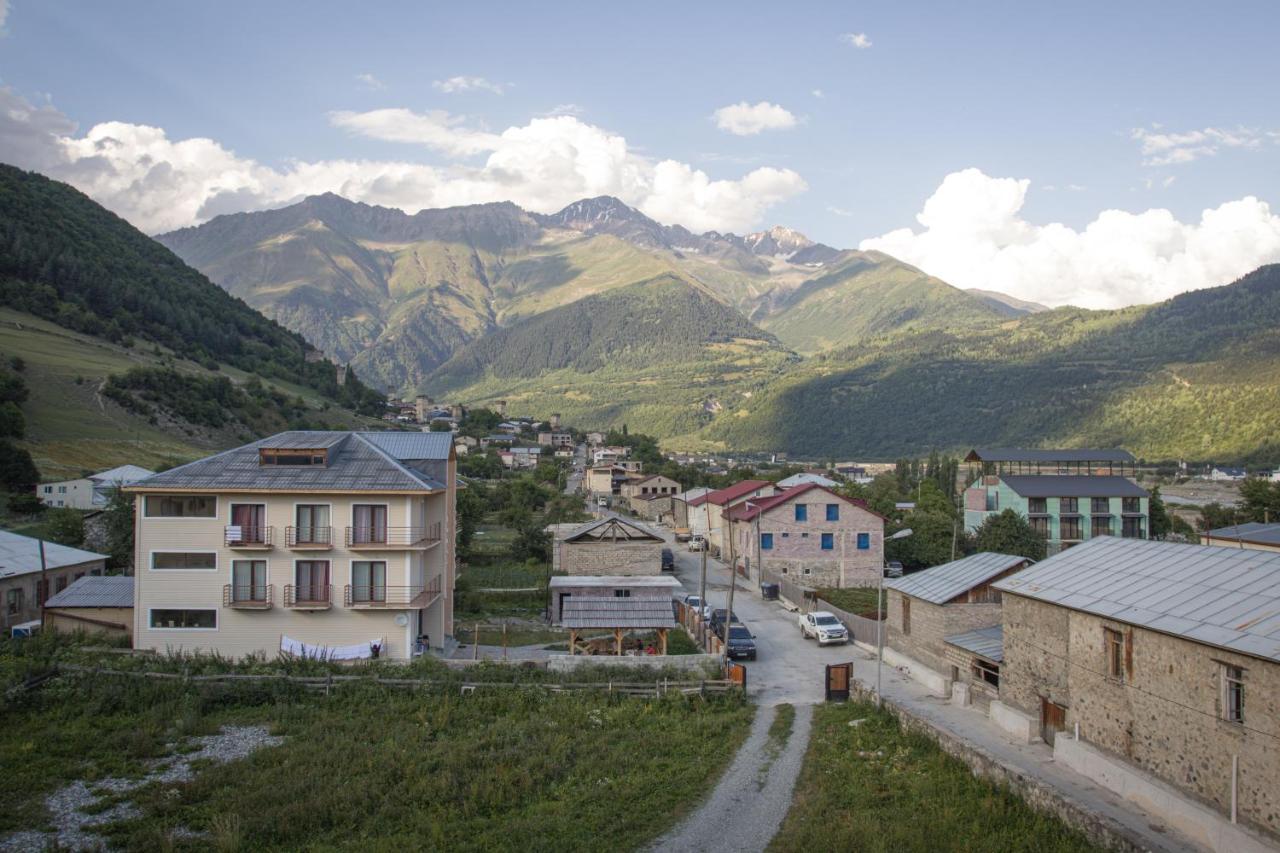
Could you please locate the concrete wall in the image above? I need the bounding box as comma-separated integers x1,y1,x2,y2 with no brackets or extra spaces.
884,589,1002,679
1002,593,1280,840
1,559,106,631
559,540,663,576
39,477,95,509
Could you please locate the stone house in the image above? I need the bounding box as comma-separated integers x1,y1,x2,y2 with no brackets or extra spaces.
586,465,627,497
547,517,665,576
882,552,1032,701
725,483,886,587
1202,521,1280,553
0,531,108,632
688,480,779,556
994,537,1280,842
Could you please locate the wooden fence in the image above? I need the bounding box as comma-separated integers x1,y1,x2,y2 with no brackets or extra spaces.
816,598,884,645
43,663,740,699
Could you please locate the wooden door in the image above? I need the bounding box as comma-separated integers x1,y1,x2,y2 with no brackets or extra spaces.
826,662,852,701
1040,698,1067,745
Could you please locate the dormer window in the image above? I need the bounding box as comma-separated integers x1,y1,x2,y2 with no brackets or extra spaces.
259,448,328,467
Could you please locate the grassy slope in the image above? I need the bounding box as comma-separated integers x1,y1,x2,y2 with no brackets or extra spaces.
0,308,378,481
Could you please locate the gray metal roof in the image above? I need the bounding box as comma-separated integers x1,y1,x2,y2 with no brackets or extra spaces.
0,530,107,579
44,575,133,608
89,464,154,483
1206,522,1280,547
945,625,1003,663
549,576,682,589
357,431,452,460
133,432,446,493
994,537,1280,664
885,552,1030,604
1001,475,1148,499
559,597,678,629
561,516,664,543
967,448,1136,463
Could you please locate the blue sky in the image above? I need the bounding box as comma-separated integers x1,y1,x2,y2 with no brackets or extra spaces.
2,0,1279,306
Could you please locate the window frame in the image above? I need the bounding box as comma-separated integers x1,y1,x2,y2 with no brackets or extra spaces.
230,559,269,602
147,608,218,631
857,532,870,550
821,532,834,551
1104,627,1125,681
760,532,773,550
825,503,840,521
1220,663,1245,724
794,504,808,522
143,494,218,519
149,550,218,572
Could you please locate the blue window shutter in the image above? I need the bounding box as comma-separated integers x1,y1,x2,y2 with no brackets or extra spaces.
761,533,773,550
795,504,807,521
821,533,833,550
857,532,870,550
826,503,839,521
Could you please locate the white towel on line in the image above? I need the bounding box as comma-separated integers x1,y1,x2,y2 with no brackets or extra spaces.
280,635,385,660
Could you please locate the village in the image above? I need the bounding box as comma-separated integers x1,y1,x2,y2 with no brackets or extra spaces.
1,394,1278,853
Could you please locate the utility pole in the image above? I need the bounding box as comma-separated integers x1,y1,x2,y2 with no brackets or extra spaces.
723,502,738,666
699,493,710,649
38,537,48,625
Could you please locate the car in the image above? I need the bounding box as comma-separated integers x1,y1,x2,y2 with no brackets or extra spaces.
688,535,707,552
661,548,675,572
596,495,609,508
674,528,692,542
681,594,711,620
799,611,849,645
884,560,904,578
718,622,757,660
709,608,741,634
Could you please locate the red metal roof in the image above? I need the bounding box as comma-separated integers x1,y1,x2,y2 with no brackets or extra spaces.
724,483,889,522
687,479,772,508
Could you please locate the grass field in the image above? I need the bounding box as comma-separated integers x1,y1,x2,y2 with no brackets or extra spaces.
815,587,884,618
0,640,752,851
770,702,1100,852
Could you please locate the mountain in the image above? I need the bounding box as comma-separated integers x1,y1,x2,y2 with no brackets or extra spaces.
965,289,1050,317
0,166,384,477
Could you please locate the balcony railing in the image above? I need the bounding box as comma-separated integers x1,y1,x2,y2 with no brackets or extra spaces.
284,583,332,609
222,584,273,609
344,576,443,609
225,526,274,548
344,522,442,549
286,526,333,549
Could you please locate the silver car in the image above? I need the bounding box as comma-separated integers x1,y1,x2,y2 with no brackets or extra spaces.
799,611,849,645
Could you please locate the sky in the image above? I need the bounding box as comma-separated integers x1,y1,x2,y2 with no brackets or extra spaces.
1,0,1279,308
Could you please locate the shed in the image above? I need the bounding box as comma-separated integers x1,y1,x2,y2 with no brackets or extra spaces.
549,516,665,576
42,575,134,639
549,575,680,655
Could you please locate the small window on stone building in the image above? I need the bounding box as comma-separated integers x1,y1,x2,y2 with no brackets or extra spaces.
802,567,811,575
902,597,911,635
1104,628,1124,680
1221,663,1244,724
613,589,631,598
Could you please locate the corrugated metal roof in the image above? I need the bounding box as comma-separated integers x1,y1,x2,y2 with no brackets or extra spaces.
44,575,133,608
549,576,682,589
777,473,837,489
994,537,1280,664
357,431,452,460
561,516,664,543
1206,522,1280,547
966,448,1136,463
945,625,1003,663
1000,475,1148,499
559,597,678,629
885,552,1030,604
133,432,444,493
689,479,773,508
0,530,107,579
89,464,154,483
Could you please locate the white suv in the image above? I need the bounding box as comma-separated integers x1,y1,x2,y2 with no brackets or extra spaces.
799,611,849,645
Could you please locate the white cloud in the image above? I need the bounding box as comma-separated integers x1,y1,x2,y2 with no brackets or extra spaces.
0,0,10,31
859,167,1280,309
712,101,798,136
840,32,872,49
811,89,825,99
827,205,852,217
1131,125,1268,166
542,103,585,117
431,76,504,95
355,73,383,90
0,87,805,235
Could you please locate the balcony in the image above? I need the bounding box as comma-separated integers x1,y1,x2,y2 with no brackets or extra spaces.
286,526,333,550
344,522,442,550
223,584,273,609
343,576,443,609
284,583,332,610
225,526,274,549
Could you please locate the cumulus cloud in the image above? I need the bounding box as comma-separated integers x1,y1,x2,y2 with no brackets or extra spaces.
432,76,504,95
840,32,872,49
713,101,798,136
0,87,805,235
811,89,825,99
1131,125,1268,166
859,167,1280,309
354,73,383,90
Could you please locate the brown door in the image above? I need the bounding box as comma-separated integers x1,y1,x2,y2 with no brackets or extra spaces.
826,662,852,701
1040,698,1067,745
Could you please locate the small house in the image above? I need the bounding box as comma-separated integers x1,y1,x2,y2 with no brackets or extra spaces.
42,575,133,639
548,517,665,576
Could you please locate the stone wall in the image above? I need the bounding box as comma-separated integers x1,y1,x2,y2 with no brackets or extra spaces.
733,502,883,588
559,540,663,576
884,589,1001,678
1001,593,1280,840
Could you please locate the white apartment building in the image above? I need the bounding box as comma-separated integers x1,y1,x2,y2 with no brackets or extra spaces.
40,464,155,510
129,431,456,660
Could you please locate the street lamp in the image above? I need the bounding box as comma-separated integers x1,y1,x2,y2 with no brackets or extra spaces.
876,528,913,708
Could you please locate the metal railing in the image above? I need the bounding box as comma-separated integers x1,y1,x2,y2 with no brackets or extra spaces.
222,584,273,608
344,522,442,548
344,576,443,608
286,526,333,548
225,526,274,548
284,584,332,608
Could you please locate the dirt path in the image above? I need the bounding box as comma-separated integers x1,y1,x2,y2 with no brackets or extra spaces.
649,703,813,853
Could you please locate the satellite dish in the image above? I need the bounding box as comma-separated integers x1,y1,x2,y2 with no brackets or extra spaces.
394,614,409,627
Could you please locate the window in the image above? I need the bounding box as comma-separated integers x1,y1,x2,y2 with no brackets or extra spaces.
229,503,267,544
1122,517,1145,539
1060,517,1082,540
1028,497,1047,514
1104,628,1125,681
1091,516,1113,537
760,533,773,550
151,552,217,570
55,576,68,593
295,561,330,601
6,588,21,615
1122,497,1141,514
826,503,839,521
145,495,216,518
231,560,268,602
613,589,632,598
352,505,388,544
149,609,216,629
351,560,387,602
972,659,1000,688
1221,664,1244,724
43,485,52,494
821,533,834,550
794,504,808,522
1060,497,1078,514
902,598,911,635
1030,516,1050,536
35,580,47,604
1091,497,1111,515
259,448,328,466
295,505,331,544
58,485,67,494
857,532,870,550
985,491,999,511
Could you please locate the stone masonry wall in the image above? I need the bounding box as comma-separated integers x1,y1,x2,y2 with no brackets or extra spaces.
560,540,663,576
884,590,1001,676
732,500,884,588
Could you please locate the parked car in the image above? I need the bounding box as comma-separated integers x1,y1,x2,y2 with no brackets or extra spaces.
688,535,707,552
596,495,609,508
674,527,692,542
709,608,741,635
799,611,849,645
718,622,757,660
884,560,904,578
661,548,675,572
682,594,711,620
